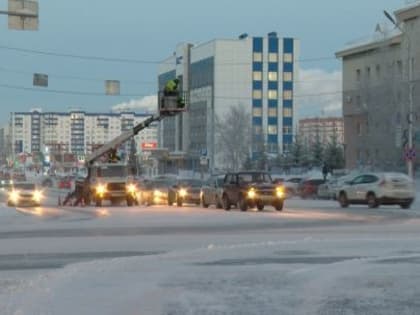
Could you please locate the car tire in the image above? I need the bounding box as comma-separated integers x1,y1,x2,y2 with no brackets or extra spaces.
126,196,133,207
239,196,248,212
216,197,223,209
201,197,209,208
257,203,264,211
177,198,183,207
274,200,284,211
338,192,349,208
367,193,379,209
222,194,231,211
400,202,412,209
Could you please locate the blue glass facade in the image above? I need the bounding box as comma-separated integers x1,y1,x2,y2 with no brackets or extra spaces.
252,37,263,157
267,35,279,154
282,38,294,153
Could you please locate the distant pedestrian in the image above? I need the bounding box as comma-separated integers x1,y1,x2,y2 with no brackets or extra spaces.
322,163,328,181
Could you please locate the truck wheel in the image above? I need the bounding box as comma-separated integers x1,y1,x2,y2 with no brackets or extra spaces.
95,198,102,207
257,203,265,211
367,193,379,209
338,192,349,208
126,196,133,207
239,196,248,212
274,200,284,211
222,194,231,211
201,196,209,208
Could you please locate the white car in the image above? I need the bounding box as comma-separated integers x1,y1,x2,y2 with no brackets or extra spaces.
7,182,44,207
336,172,415,209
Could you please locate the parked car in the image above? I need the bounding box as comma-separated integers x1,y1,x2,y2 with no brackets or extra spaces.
336,172,415,209
7,182,44,207
283,176,303,197
298,178,326,199
168,178,203,206
201,175,225,208
317,177,345,200
222,171,285,211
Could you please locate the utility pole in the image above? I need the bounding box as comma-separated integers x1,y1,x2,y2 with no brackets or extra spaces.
384,10,415,178
0,0,38,30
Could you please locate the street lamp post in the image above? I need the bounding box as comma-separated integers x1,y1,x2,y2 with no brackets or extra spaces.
384,10,415,178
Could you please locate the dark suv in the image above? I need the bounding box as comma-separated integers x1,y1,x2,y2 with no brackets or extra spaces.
222,171,285,211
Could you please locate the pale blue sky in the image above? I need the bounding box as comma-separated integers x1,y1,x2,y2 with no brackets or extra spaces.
0,0,406,123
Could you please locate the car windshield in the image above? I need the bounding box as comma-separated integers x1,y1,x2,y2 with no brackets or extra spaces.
97,166,127,177
178,179,202,187
13,183,35,190
238,173,272,184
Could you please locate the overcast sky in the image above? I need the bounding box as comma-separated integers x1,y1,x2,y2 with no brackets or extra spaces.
0,0,408,124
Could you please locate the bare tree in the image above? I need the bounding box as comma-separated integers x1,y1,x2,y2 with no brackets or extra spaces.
216,104,251,171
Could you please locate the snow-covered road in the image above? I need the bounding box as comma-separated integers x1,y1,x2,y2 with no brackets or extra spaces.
1,192,420,314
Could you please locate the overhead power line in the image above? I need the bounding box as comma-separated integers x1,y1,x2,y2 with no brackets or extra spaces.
0,43,337,65
0,82,342,99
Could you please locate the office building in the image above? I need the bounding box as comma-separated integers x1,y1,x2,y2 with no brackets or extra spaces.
158,33,299,171
336,3,420,170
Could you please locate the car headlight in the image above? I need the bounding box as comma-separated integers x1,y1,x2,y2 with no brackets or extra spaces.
179,188,187,197
96,184,107,195
9,190,19,202
33,190,43,202
154,190,163,197
276,187,284,198
126,183,137,194
247,188,256,199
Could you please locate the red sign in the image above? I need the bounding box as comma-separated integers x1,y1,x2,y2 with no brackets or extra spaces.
141,142,157,150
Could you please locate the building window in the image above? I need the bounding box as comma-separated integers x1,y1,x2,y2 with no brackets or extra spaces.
268,90,278,99
283,90,293,100
283,53,293,63
253,71,262,81
283,72,293,81
253,52,262,62
268,108,277,117
283,126,292,134
376,64,381,79
283,108,293,117
253,107,262,117
253,90,262,99
254,125,262,135
366,66,371,79
356,69,361,81
357,122,362,136
269,53,278,62
268,71,278,81
397,60,403,75
268,125,277,135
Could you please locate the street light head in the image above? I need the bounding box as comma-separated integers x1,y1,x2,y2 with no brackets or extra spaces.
384,10,397,26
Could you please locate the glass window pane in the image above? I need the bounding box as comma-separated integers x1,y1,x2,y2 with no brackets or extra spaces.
269,53,278,62
253,107,262,117
268,125,277,135
253,71,262,81
253,52,262,62
283,53,293,63
268,90,278,99
268,72,278,81
268,108,277,117
283,90,293,100
283,72,293,81
253,90,262,99
283,108,292,117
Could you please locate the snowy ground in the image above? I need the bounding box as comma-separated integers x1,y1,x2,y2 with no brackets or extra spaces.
0,190,420,314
